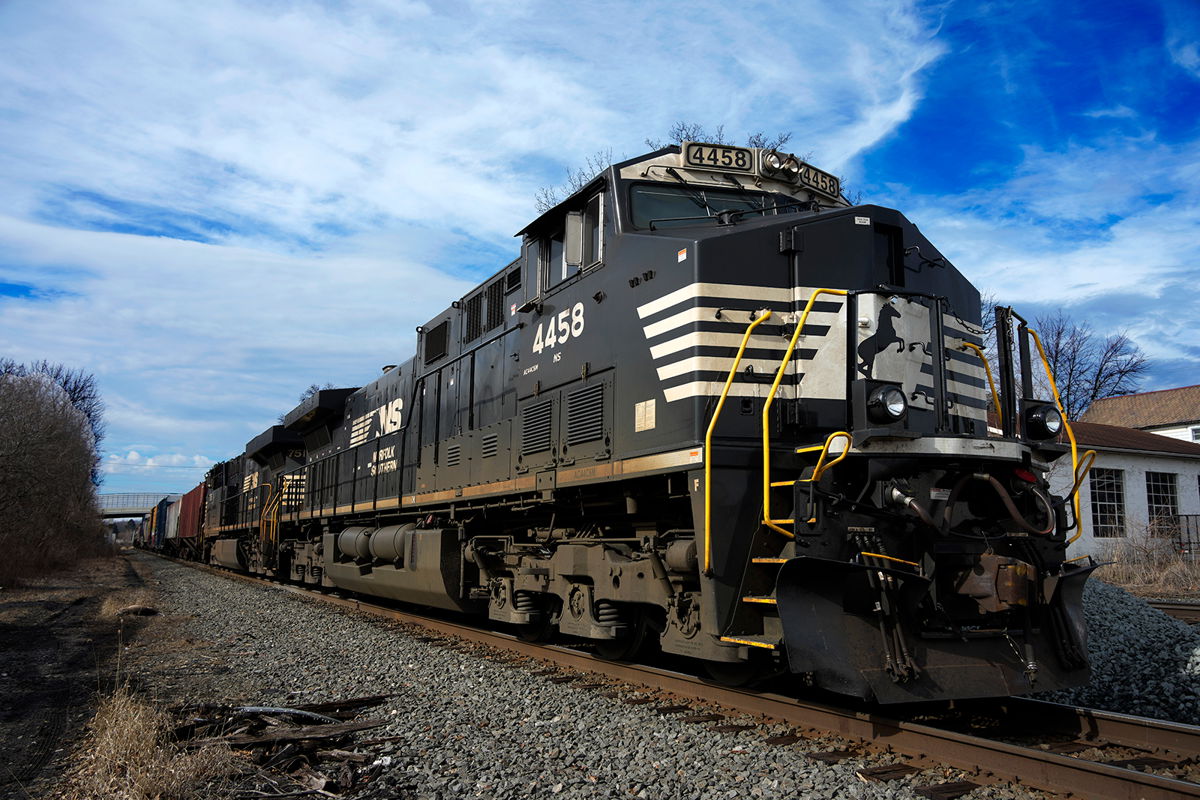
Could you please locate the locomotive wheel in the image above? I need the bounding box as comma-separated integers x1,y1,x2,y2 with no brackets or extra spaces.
515,617,557,643
702,660,763,688
594,610,651,661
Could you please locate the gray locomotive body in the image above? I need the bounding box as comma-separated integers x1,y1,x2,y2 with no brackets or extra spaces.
198,143,1094,703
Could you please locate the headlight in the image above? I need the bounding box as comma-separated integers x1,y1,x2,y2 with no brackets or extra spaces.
762,150,784,174
1024,403,1063,440
867,385,908,423
782,156,801,181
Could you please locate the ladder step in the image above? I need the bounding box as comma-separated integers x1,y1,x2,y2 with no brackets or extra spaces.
719,635,779,650
742,596,778,605
752,557,788,564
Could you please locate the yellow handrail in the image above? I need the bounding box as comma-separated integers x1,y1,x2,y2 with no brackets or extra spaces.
791,430,853,524
762,289,848,537
257,483,273,542
271,490,283,543
703,308,773,575
959,341,1001,425
1025,327,1096,544
807,431,851,484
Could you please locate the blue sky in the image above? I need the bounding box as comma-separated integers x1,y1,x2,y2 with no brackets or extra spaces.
1,0,1197,493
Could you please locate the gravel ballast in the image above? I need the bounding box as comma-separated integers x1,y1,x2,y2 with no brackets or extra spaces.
129,554,1025,800
1040,579,1200,724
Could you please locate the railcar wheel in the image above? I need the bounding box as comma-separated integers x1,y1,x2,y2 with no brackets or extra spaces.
594,610,651,661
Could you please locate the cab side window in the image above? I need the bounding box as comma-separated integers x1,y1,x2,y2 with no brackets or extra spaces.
542,191,603,293
542,229,576,289
583,193,602,267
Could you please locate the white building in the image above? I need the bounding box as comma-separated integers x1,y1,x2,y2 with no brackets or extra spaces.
1048,422,1200,558
1082,384,1200,443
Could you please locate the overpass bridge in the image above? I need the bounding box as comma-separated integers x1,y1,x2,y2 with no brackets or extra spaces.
98,493,180,519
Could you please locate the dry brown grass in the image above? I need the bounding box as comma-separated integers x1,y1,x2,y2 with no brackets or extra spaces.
1097,533,1200,596
99,589,158,619
56,687,238,800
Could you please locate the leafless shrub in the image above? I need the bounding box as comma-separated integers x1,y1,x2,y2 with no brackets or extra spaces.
56,687,237,800
1097,530,1200,596
0,370,109,585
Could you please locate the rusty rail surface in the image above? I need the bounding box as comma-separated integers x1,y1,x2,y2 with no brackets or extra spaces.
1149,600,1200,624
151,553,1200,800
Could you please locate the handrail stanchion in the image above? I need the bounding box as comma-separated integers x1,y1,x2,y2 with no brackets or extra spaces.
1025,327,1095,544
762,289,848,537
703,309,773,576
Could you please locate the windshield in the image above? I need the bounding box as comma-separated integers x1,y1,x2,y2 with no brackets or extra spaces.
629,184,789,229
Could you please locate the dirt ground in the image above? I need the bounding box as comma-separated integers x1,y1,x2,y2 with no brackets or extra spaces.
0,551,153,800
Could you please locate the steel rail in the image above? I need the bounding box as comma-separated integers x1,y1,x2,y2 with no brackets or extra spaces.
995,696,1200,757
1148,600,1200,624
152,553,1200,800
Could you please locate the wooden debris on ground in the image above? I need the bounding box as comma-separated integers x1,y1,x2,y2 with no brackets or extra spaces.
168,694,395,797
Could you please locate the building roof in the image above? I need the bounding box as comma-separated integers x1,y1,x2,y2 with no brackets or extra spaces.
1070,421,1200,457
1080,385,1200,429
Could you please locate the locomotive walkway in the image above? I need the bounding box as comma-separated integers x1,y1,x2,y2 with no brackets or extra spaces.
162,554,1200,800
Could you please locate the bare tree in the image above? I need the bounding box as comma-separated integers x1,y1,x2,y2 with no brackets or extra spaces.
1030,311,1148,419
980,305,1148,420
0,372,107,583
0,358,104,483
298,381,336,403
535,148,614,213
536,123,798,213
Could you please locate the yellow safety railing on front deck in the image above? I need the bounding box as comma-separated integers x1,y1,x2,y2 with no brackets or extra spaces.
703,308,773,575
1025,327,1098,544
773,430,852,524
959,341,1002,426
762,288,848,537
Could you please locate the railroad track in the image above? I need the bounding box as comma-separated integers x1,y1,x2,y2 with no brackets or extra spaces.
158,554,1200,800
1149,599,1200,624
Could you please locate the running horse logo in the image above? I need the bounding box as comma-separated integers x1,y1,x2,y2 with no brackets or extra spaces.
857,302,906,378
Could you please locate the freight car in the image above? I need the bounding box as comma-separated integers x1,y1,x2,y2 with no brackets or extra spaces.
174,142,1097,703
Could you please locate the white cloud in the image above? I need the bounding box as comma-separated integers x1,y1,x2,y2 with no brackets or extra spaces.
1083,105,1137,119
888,133,1200,390
1164,0,1200,79
0,0,944,492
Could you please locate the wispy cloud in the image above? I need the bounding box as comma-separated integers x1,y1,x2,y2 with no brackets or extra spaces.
1164,0,1200,79
889,132,1200,389
1084,105,1137,119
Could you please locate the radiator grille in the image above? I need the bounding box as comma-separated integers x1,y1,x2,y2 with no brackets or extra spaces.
445,444,461,467
521,400,553,456
485,280,504,333
463,294,483,342
566,383,604,446
481,432,499,458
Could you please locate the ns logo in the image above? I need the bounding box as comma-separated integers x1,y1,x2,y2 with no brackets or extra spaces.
375,398,404,434
351,398,404,446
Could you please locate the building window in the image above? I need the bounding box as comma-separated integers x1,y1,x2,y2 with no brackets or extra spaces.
1089,468,1126,538
1191,426,1200,442
1146,471,1179,536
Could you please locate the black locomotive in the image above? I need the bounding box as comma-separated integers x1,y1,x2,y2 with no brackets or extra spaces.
184,142,1095,703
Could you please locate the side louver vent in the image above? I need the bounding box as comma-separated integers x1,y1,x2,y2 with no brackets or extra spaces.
521,400,553,456
481,432,499,458
566,383,604,446
445,444,461,467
